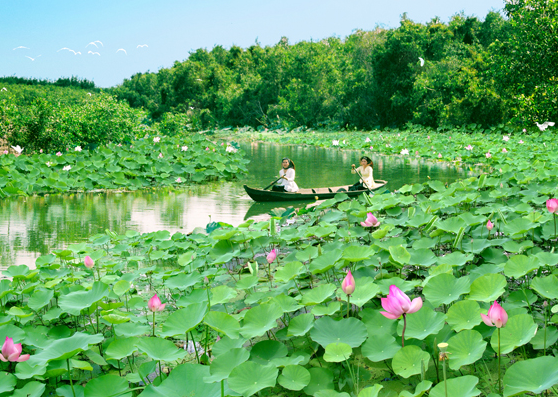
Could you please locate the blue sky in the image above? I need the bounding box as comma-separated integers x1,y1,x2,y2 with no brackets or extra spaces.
1,0,504,88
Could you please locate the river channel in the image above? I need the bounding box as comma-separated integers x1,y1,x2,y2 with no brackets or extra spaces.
0,141,474,268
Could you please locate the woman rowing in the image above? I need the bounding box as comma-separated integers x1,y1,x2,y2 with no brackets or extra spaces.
272,157,299,192
350,156,374,191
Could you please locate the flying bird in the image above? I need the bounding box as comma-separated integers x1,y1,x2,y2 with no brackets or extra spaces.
536,121,555,131
58,47,81,55
87,93,92,96
25,55,41,61
1,87,7,92
137,44,148,48
87,51,101,56
93,40,103,46
13,46,29,50
116,48,127,55
86,42,98,48
419,57,425,67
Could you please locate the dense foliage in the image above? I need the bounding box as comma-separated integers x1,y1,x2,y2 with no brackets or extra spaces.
1,129,558,396
0,85,145,152
0,134,247,197
108,9,522,130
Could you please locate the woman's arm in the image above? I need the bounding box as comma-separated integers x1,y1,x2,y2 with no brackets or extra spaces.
285,169,296,182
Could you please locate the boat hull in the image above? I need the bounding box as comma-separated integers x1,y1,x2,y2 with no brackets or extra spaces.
243,180,387,202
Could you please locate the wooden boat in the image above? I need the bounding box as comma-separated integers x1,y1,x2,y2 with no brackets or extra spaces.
243,180,388,202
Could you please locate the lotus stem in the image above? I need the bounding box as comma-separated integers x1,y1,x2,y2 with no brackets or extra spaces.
221,379,224,397
346,295,351,318
190,331,200,364
401,314,407,347
498,328,502,395
152,312,156,337
67,359,76,397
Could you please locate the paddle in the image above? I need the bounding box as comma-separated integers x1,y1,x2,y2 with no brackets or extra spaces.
263,176,282,190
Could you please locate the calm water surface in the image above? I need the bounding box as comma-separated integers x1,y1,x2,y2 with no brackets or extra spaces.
0,142,474,268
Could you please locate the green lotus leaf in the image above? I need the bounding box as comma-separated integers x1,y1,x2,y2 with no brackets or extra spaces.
287,313,314,337
535,251,558,267
296,246,319,261
435,217,466,234
160,303,208,338
278,365,311,391
502,240,534,254
203,348,249,383
436,252,474,267
360,308,398,336
0,372,16,394
504,255,540,278
507,289,538,307
361,333,401,362
275,261,304,282
503,356,558,396
446,300,482,332
342,245,376,262
135,337,187,361
323,342,352,363
209,285,237,306
399,380,433,397
423,273,471,306
164,273,202,291
11,381,45,397
376,277,417,295
490,314,537,355
203,311,240,339
392,345,430,378
301,284,337,306
114,322,150,337
311,301,341,316
396,307,445,341
250,340,288,366
310,252,343,274
105,338,138,361
139,364,223,397
531,275,558,300
358,384,383,397
315,390,351,397
337,277,379,307
468,273,506,302
447,330,487,370
272,294,304,313
212,336,247,357
228,361,278,397
408,248,437,267
389,245,411,265
27,289,54,312
503,217,536,238
240,302,283,339
58,281,109,316
112,280,131,296
530,326,558,350
303,367,334,396
429,375,480,397
310,317,368,348
235,275,259,290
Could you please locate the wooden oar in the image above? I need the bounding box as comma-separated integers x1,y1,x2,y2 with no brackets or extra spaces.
263,176,282,190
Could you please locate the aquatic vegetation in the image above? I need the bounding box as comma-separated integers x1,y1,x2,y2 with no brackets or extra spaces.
1,127,558,396
0,134,248,197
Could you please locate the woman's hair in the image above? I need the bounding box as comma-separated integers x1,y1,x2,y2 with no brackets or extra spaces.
282,157,295,170
360,156,373,168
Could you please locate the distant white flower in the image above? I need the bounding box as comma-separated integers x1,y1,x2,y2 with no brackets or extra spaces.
158,153,163,158
226,145,237,153
465,144,473,151
63,165,71,171
11,145,24,154
186,340,204,354
342,140,346,144
486,152,492,158
536,121,555,131
522,129,526,132
181,145,188,151
502,148,508,153
46,161,53,167
39,149,43,153
74,146,82,152
176,177,182,183
519,140,524,144
332,140,339,146
400,148,409,155
153,137,161,143
56,152,62,156
365,137,371,143
502,135,510,142
117,143,122,147
438,153,442,158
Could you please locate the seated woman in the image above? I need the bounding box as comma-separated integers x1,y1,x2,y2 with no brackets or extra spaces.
349,156,374,191
272,158,299,192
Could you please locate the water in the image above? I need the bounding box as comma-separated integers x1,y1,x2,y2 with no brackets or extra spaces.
0,142,473,268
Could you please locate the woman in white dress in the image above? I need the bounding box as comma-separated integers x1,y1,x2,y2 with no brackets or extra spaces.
350,156,374,190
272,158,299,192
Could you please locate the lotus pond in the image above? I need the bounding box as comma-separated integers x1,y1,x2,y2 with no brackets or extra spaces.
1,127,558,397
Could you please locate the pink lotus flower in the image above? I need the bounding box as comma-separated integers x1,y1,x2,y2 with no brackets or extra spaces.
503,135,510,142
56,152,62,156
342,270,355,295
465,145,473,151
380,285,422,319
522,129,526,132
158,153,163,159
485,152,492,158
84,256,94,269
361,213,380,227
547,198,558,214
487,220,494,231
438,153,442,158
148,294,166,312
519,140,524,144
0,337,30,362
481,301,508,328
176,177,182,183
502,148,508,153
266,249,277,264
153,137,160,143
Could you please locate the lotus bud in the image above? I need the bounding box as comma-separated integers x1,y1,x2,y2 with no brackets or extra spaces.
266,249,277,264
342,270,355,296
84,256,94,269
148,294,166,312
480,301,508,328
546,198,558,214
0,337,30,362
486,220,494,231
